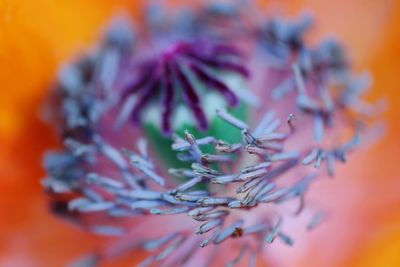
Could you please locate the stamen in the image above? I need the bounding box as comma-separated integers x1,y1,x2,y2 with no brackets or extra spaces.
197,197,235,206
216,108,248,130
253,111,275,137
90,225,127,236
214,220,244,244
307,211,326,231
266,218,282,244
196,219,223,234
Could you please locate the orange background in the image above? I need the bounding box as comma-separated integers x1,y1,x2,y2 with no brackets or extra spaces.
0,0,399,266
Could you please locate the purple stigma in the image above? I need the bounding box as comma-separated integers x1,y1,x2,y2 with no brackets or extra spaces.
119,41,247,134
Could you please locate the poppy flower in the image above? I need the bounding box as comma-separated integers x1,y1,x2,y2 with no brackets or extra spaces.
40,0,388,266
1,0,400,267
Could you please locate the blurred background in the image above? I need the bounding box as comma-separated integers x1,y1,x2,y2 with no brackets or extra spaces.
0,0,399,266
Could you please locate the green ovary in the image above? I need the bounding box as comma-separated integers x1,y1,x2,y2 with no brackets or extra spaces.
144,101,248,169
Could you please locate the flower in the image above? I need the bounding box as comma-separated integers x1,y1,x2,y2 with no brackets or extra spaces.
39,1,384,266
40,2,386,266
2,0,399,267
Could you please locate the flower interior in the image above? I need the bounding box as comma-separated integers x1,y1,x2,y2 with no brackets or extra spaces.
42,1,382,266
